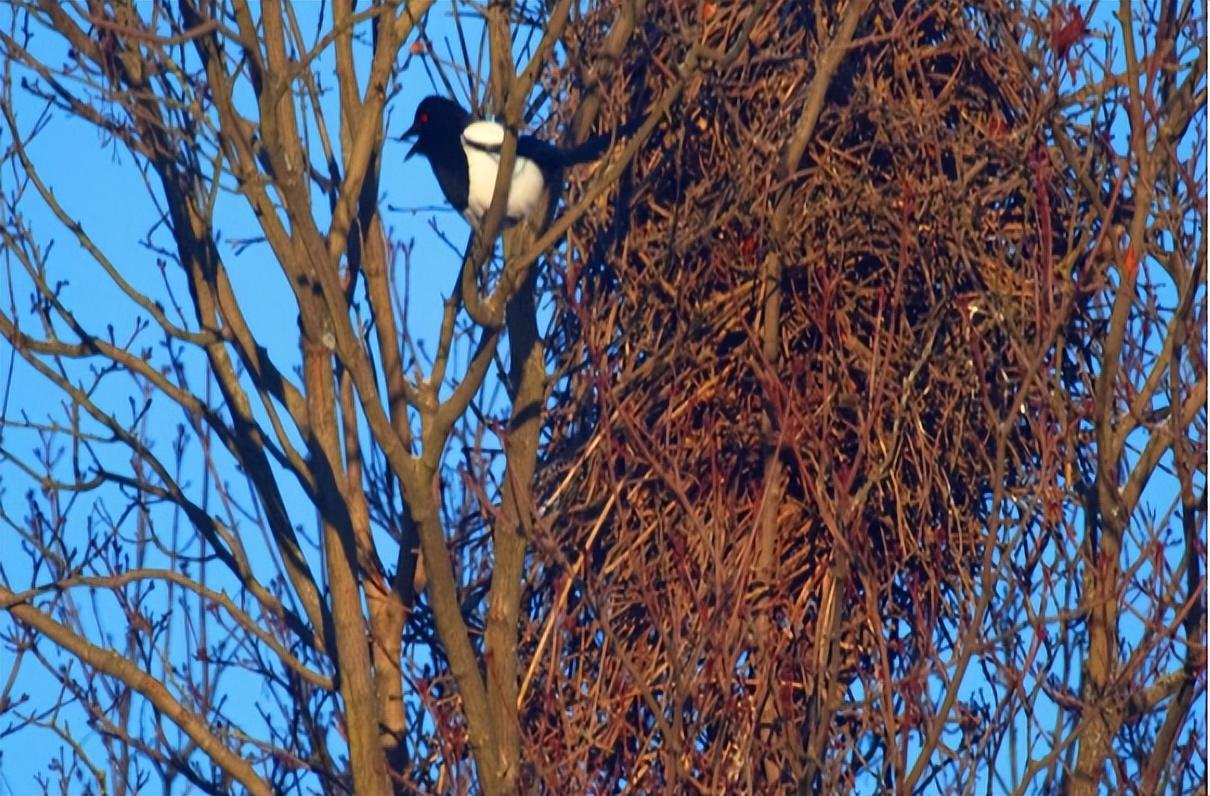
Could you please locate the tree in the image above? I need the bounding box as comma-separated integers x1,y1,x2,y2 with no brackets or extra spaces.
0,1,1204,794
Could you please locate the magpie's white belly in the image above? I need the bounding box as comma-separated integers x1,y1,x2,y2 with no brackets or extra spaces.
463,145,546,223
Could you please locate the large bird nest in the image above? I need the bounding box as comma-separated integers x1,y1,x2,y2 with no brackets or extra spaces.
519,0,1093,788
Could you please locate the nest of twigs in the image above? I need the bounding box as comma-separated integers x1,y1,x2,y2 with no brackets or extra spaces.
522,0,1085,787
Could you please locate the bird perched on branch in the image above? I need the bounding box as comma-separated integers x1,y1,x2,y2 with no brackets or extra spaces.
400,95,615,228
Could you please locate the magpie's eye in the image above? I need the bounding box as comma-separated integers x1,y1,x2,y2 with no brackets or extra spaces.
418,112,428,124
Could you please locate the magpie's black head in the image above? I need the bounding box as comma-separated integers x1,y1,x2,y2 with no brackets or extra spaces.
400,95,471,160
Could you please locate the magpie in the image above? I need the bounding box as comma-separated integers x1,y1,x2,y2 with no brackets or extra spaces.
401,95,612,227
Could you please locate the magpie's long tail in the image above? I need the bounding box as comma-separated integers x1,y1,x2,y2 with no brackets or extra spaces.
510,115,642,171
555,115,644,166
558,134,614,166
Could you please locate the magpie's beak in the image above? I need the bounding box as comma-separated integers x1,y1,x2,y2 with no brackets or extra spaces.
400,122,421,159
